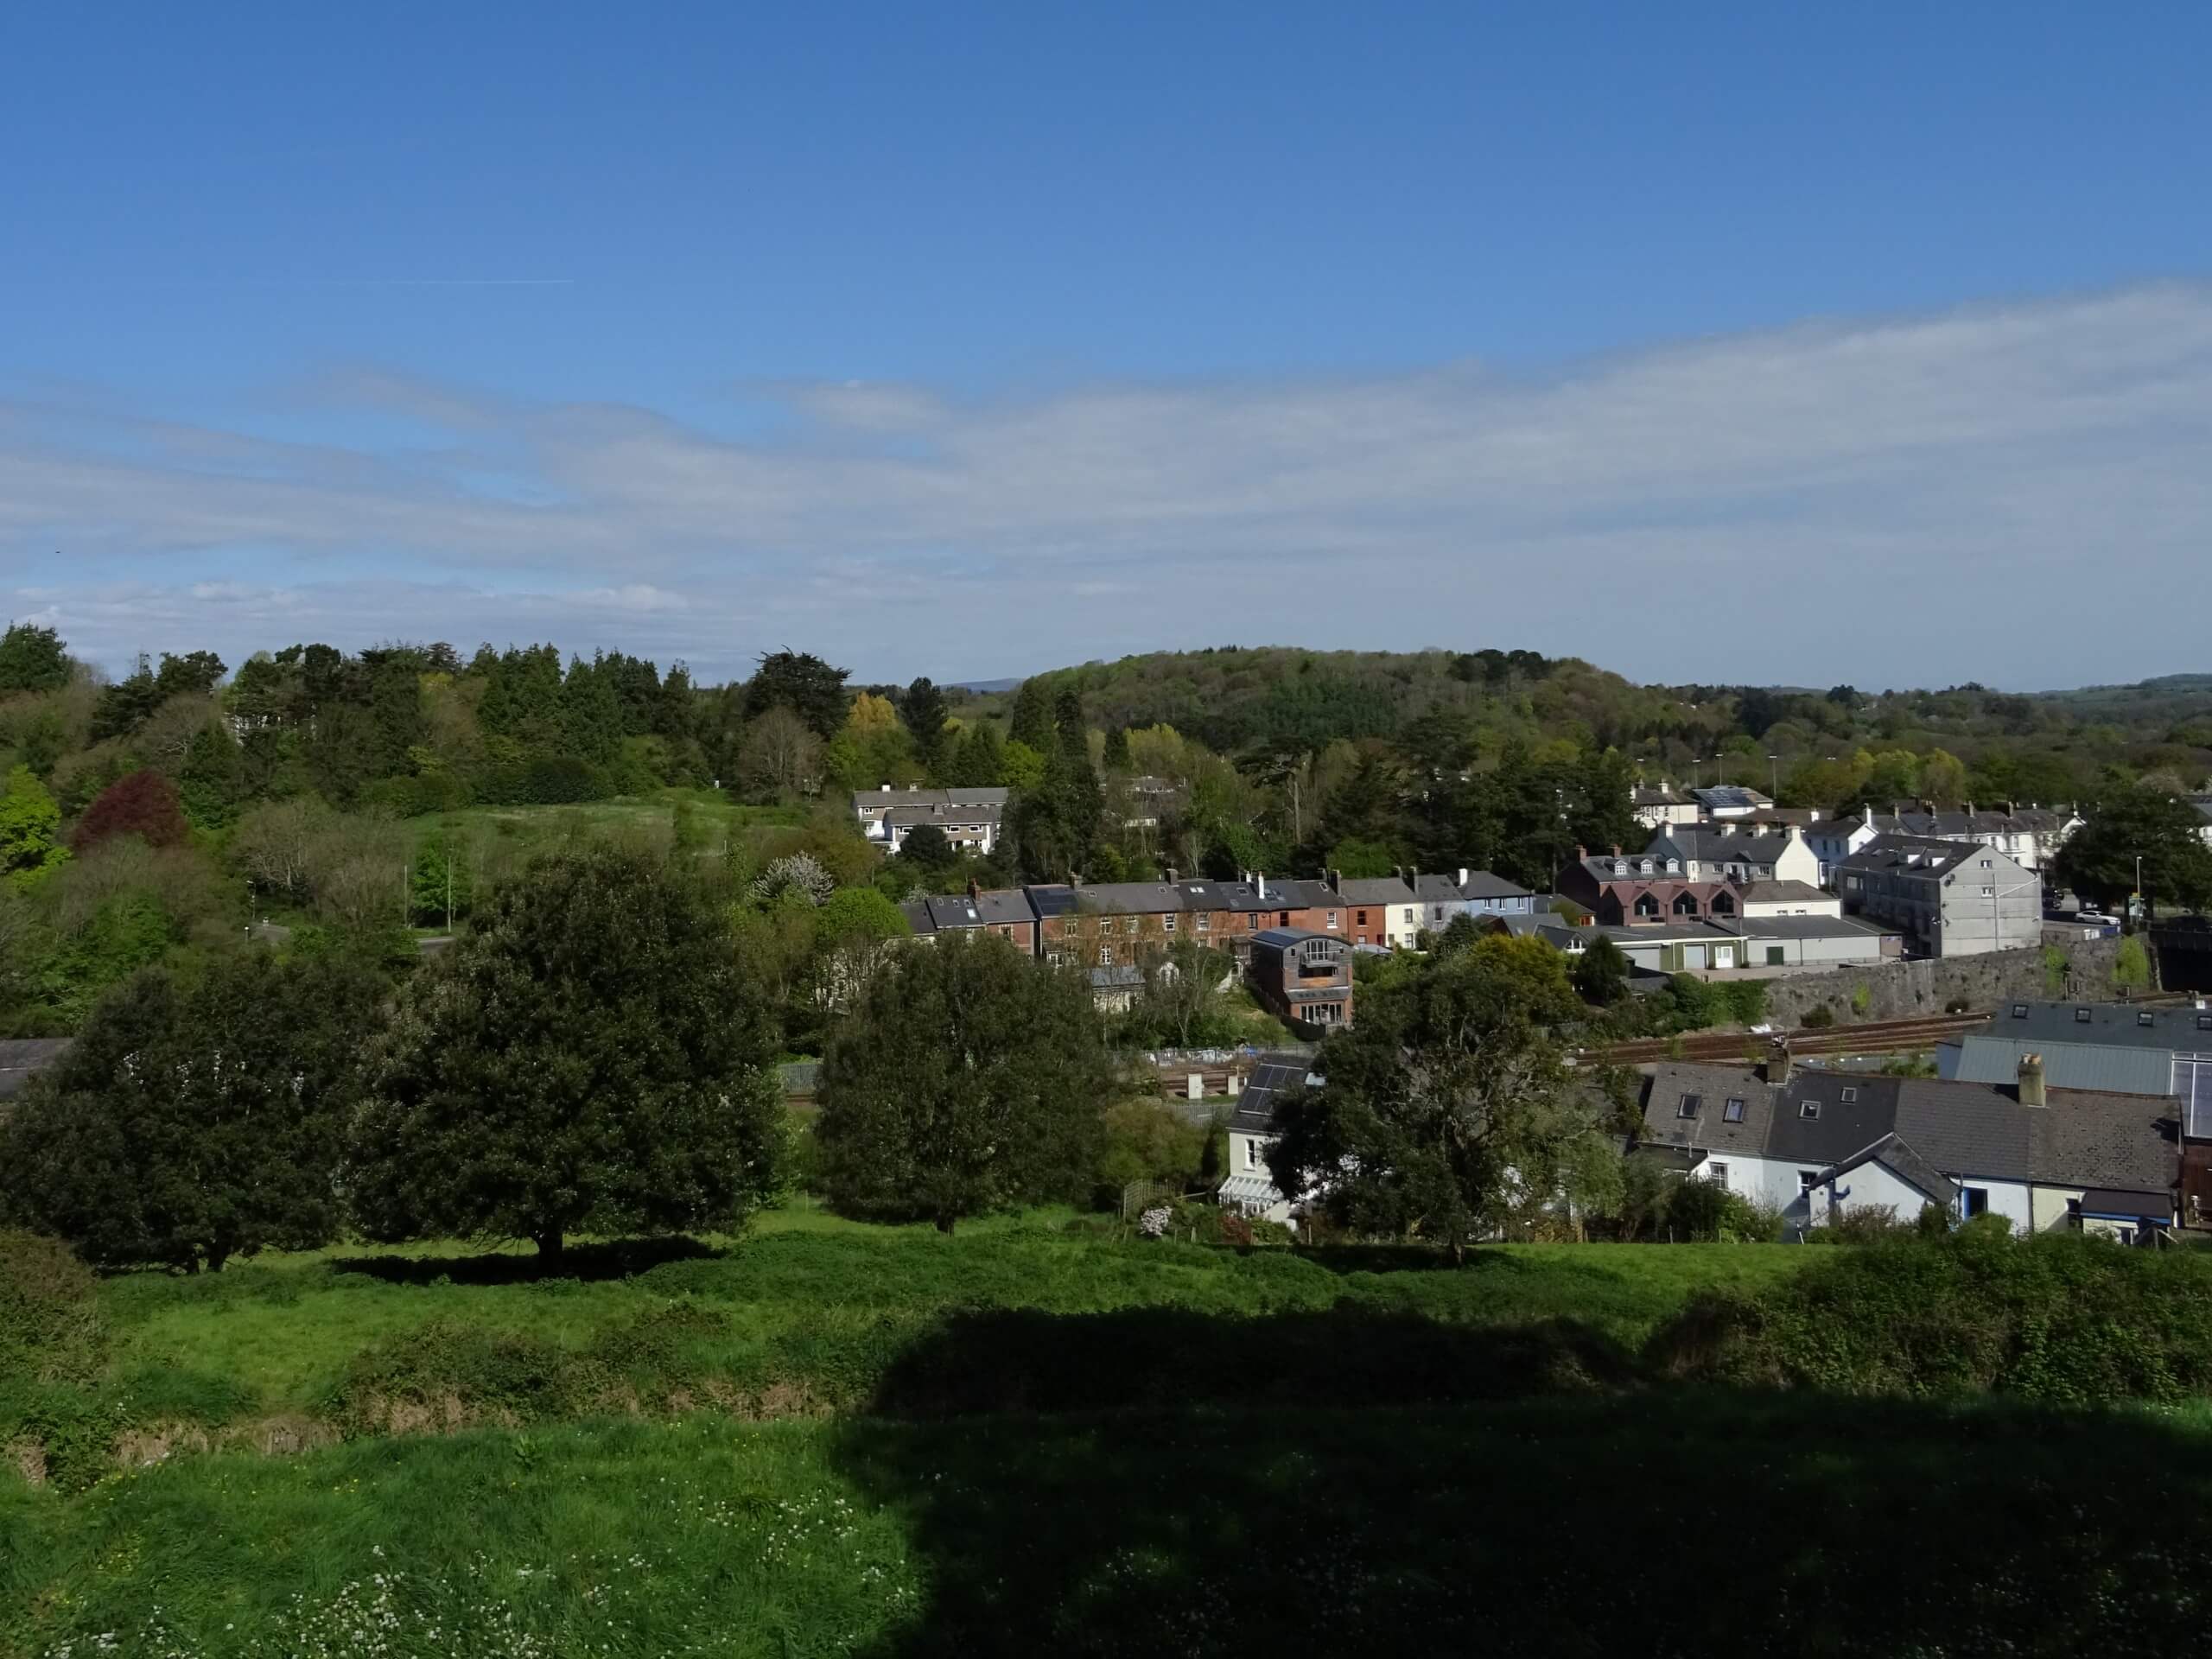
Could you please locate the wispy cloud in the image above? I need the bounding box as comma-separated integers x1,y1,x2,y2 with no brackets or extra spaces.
3,284,2209,685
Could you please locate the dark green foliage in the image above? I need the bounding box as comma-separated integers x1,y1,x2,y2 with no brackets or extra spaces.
349,843,785,1257
0,621,70,694
2054,783,2212,918
899,677,951,774
178,720,247,828
1570,933,1630,1004
1269,936,1598,1256
1800,1003,1836,1029
747,649,850,740
817,934,1114,1231
1660,1230,2212,1404
0,956,384,1271
1658,1179,1770,1243
0,1230,102,1382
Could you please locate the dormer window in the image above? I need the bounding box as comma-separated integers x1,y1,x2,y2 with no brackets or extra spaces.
1639,859,1654,875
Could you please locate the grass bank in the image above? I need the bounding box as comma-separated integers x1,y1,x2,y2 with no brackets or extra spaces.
10,1394,2212,1657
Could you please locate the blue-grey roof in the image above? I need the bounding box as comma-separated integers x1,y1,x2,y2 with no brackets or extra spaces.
1988,1001,2212,1052
1944,1034,2177,1097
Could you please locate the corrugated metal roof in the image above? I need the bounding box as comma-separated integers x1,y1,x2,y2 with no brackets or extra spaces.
1947,1034,2175,1097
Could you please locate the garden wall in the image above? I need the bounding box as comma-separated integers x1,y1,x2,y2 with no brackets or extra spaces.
1756,934,2133,1028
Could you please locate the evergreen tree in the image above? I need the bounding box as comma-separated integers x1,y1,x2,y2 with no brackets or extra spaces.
1008,677,1056,751
1103,725,1132,772
816,934,1111,1231
944,722,1006,788
0,956,385,1271
0,621,69,694
899,677,952,775
349,844,783,1259
747,650,850,740
179,722,247,829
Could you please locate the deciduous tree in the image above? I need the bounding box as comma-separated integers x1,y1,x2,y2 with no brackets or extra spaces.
70,769,189,853
1268,935,1599,1260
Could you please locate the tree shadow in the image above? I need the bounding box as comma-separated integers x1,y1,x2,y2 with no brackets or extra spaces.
325,1234,722,1286
1287,1241,1520,1276
836,1307,2212,1656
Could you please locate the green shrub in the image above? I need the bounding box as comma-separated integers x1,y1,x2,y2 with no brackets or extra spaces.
1799,1004,1835,1029
0,1230,103,1383
1662,1180,1770,1243
1849,983,1872,1016
1653,1230,2212,1404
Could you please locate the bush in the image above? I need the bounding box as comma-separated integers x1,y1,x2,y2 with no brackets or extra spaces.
1850,983,1872,1017
1654,1230,2212,1404
1662,1179,1771,1243
1800,1004,1835,1030
0,1230,102,1382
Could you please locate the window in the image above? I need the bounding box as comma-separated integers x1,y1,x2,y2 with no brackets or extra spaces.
1980,858,1993,869
1723,1097,1746,1123
2198,1014,2212,1032
1163,914,1177,933
2139,1011,2155,1027
1126,916,1141,935
1325,912,1339,930
1799,1171,1820,1191
2012,1003,2028,1018
1244,1139,1261,1170
1800,1100,1821,1120
1432,906,1446,922
1961,1187,1989,1218
1098,946,1114,966
1840,1087,1858,1103
1195,913,1210,932
1980,886,1994,897
1708,1162,1731,1189
1676,1093,1702,1119
2066,1197,2082,1220
2075,1007,2092,1023
1357,910,1369,927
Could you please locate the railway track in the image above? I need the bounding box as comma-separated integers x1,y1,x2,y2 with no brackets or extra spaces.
1586,1011,1988,1068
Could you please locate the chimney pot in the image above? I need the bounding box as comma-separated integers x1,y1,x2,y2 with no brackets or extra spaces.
2018,1052,2047,1108
1767,1038,1794,1087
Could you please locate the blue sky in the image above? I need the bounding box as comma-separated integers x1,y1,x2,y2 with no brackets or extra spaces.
4,3,2209,687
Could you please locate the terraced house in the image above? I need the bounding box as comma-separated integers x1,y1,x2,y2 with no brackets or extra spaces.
1634,1046,2177,1242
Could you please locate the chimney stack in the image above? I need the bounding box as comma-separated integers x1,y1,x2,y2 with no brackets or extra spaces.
1165,867,1179,883
1458,867,1471,887
1326,869,1343,893
968,877,981,901
2018,1052,2047,1108
1767,1037,1794,1088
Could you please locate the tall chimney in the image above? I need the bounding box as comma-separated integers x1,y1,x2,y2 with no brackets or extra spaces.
1767,1037,1793,1087
1326,868,1342,893
2018,1052,2047,1108
968,877,981,901
1255,872,1267,902
1458,867,1471,887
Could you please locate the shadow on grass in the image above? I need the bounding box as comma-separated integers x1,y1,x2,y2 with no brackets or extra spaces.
325,1235,722,1286
836,1307,2212,1656
1287,1240,1513,1276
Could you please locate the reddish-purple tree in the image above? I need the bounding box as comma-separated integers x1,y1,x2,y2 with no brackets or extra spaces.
70,769,190,853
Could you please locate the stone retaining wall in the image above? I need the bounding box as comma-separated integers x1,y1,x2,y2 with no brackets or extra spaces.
1755,934,2133,1028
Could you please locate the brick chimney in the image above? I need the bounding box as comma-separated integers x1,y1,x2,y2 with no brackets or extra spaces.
2018,1052,2047,1108
1766,1037,1793,1087
968,877,981,901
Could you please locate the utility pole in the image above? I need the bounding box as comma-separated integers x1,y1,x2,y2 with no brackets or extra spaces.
1768,753,1779,799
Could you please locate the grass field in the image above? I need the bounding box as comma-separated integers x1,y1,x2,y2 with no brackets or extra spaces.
406,789,806,857
12,1215,2212,1656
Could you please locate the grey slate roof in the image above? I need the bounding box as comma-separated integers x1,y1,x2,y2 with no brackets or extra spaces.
0,1038,72,1101
1456,869,1532,899
1632,1064,2176,1194
1660,824,1802,864
881,800,1003,828
1334,876,1417,906
1945,1034,2177,1097
1815,1133,1961,1208
1740,880,1830,905
854,787,1008,810
1988,1000,2212,1052
1639,1065,1777,1159
1691,785,1773,811
1838,832,1985,879
1834,804,2077,840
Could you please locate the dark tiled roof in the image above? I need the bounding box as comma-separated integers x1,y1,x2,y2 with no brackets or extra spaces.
1639,1065,1776,1159
1456,869,1532,899
2031,1090,2178,1192
2077,1187,2174,1221
1816,1132,1961,1208
1892,1077,2036,1182
1334,876,1417,906
1765,1073,1904,1167
1988,1001,2212,1052
1839,832,1986,878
